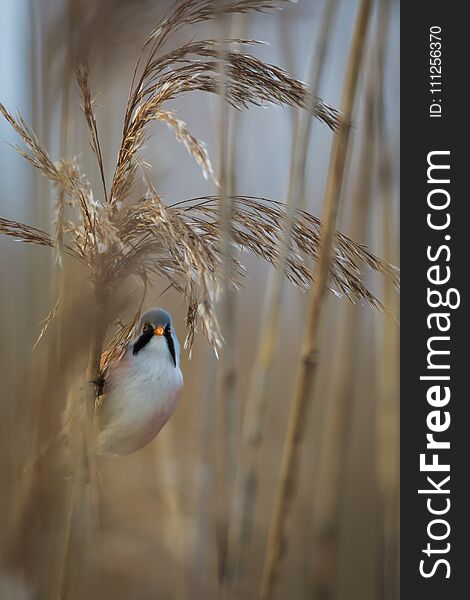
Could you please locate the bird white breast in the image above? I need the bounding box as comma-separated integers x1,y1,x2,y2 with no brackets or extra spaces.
96,336,183,456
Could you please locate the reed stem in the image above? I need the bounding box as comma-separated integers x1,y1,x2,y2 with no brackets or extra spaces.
309,5,382,593
57,289,107,598
229,1,339,591
374,2,399,594
216,9,238,586
259,1,373,597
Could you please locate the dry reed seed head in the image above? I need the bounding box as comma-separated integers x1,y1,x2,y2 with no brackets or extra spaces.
144,38,263,79
0,103,106,260
117,196,224,350
53,191,66,265
1,0,395,355
33,298,61,350
0,186,398,353
134,46,341,131
172,196,399,309
0,103,63,184
0,217,54,248
146,0,290,52
1,110,125,283
76,64,108,202
154,110,218,184
112,11,340,205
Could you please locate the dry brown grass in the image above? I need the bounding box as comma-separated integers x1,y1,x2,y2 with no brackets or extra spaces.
0,1,399,598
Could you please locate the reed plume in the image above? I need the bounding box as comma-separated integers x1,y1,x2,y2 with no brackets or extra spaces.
0,0,392,364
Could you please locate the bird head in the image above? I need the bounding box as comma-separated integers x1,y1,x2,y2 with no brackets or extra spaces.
132,308,179,367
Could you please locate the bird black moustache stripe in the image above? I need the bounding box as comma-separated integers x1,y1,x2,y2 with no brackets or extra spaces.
132,328,154,355
164,325,177,368
132,325,176,368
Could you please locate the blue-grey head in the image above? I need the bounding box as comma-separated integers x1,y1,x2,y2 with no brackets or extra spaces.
132,308,180,367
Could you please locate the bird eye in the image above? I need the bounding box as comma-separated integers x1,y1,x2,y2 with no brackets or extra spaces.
143,324,151,333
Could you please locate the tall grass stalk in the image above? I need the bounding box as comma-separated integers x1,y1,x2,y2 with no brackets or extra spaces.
374,2,399,596
153,422,188,600
56,298,107,597
259,1,373,597
308,4,387,593
2,6,72,590
57,387,81,600
219,11,247,596
228,1,339,590
190,349,219,600
376,137,399,600
214,10,238,586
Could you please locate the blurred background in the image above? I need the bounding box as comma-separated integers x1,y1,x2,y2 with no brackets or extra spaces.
0,1,399,599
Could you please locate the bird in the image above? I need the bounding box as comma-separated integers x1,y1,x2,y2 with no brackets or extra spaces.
94,308,183,456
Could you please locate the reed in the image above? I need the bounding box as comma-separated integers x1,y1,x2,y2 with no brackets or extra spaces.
259,1,374,598
227,0,339,592
214,9,233,586
376,138,400,600
308,2,388,594
374,2,399,596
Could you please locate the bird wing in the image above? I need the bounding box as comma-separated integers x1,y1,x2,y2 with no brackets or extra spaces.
98,344,128,397
98,321,138,396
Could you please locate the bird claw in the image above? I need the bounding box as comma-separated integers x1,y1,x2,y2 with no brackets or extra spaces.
90,375,106,396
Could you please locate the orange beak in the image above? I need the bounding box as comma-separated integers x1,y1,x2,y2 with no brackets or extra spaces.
154,325,165,336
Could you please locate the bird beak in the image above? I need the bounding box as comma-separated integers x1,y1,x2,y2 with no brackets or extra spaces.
154,325,165,336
